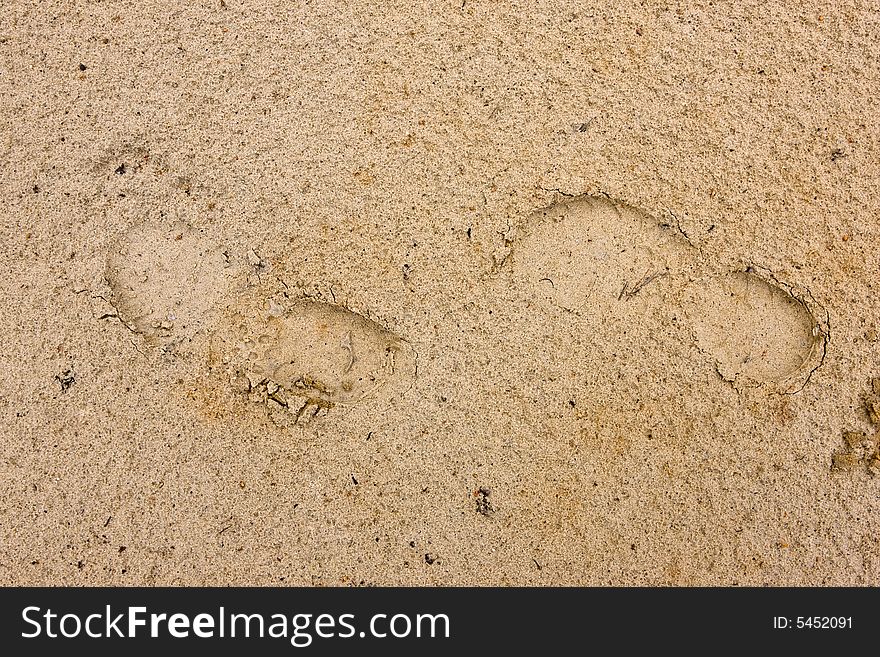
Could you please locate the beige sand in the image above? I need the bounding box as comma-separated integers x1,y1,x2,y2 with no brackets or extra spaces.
1,1,878,585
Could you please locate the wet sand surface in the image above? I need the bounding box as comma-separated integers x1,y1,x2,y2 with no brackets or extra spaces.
1,1,879,585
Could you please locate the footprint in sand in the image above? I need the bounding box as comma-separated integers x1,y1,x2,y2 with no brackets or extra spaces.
209,291,416,425
510,196,828,392
105,221,244,351
105,220,416,425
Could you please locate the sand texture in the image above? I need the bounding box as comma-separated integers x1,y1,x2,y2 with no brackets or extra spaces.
2,1,879,585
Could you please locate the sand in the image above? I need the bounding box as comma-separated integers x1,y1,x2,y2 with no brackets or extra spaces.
1,1,879,586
